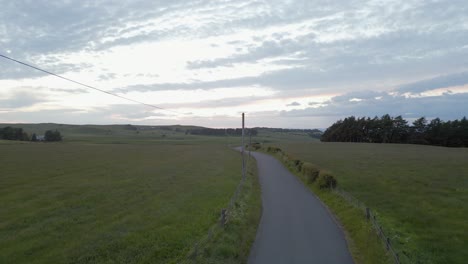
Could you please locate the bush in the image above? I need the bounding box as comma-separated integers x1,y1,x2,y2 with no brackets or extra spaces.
251,143,261,150
292,159,303,171
317,171,337,189
45,130,62,142
301,162,320,183
266,146,282,153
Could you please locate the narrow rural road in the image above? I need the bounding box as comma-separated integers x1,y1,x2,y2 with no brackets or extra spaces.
248,151,354,264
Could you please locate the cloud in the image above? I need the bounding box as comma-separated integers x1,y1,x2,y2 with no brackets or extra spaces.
49,88,89,94
287,101,301,107
397,71,468,94
282,91,468,120
187,37,310,69
0,91,48,109
0,104,170,124
1,0,468,127
98,73,117,81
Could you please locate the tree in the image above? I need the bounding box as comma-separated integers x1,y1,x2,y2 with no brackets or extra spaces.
409,117,429,144
391,116,409,143
0,127,29,141
45,130,62,142
31,133,37,142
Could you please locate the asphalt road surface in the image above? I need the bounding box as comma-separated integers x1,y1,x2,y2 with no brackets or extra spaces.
248,151,354,264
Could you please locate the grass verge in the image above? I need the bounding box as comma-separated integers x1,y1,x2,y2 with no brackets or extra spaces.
180,156,261,264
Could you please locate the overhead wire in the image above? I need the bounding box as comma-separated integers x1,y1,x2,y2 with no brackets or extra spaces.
0,53,182,115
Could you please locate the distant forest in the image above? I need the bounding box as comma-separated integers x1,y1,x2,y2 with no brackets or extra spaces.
0,127,30,141
0,126,62,142
321,115,468,147
186,128,258,136
186,127,323,138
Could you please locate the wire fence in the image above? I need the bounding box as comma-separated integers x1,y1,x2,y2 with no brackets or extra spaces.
332,188,403,264
177,151,248,264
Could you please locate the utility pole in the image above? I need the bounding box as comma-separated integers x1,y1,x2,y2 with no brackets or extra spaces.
242,113,245,179
249,129,252,158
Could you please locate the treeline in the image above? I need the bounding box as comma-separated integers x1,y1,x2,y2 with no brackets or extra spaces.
43,130,63,142
256,127,323,139
0,126,62,142
186,128,258,136
0,127,30,141
321,115,468,147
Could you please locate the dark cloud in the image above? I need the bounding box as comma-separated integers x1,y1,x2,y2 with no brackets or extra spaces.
331,90,387,103
397,72,468,94
286,101,300,107
282,92,468,120
49,88,89,94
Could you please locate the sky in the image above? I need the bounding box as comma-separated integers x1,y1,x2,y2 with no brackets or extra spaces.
0,0,467,129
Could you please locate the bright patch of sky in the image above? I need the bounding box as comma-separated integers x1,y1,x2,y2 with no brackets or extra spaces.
1,0,467,128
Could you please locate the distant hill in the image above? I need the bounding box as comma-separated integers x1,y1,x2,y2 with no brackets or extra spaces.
254,127,323,139
0,123,323,143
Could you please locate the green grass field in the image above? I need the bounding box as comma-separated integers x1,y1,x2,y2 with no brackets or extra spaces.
0,131,250,263
274,142,468,264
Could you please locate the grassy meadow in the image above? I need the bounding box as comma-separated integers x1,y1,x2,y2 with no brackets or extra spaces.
274,142,468,264
0,124,254,263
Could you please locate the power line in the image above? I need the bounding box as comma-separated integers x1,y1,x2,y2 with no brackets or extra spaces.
0,53,181,115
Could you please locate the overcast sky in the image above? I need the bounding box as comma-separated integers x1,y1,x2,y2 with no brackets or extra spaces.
1,0,467,128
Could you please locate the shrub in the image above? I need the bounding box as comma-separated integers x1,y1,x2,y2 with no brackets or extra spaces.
317,171,337,189
45,130,62,142
292,159,303,171
251,143,261,150
301,162,320,183
266,146,282,153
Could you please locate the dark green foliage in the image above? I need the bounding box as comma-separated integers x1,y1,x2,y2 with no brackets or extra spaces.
31,133,37,142
0,126,29,141
250,143,261,150
256,127,322,135
44,130,62,142
266,146,282,153
308,130,323,139
123,124,137,130
301,162,320,183
317,171,337,189
292,159,303,171
187,128,258,136
321,115,468,147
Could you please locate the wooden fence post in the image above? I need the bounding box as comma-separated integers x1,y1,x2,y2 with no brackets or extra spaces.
366,207,370,220
220,209,227,227
190,243,198,259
